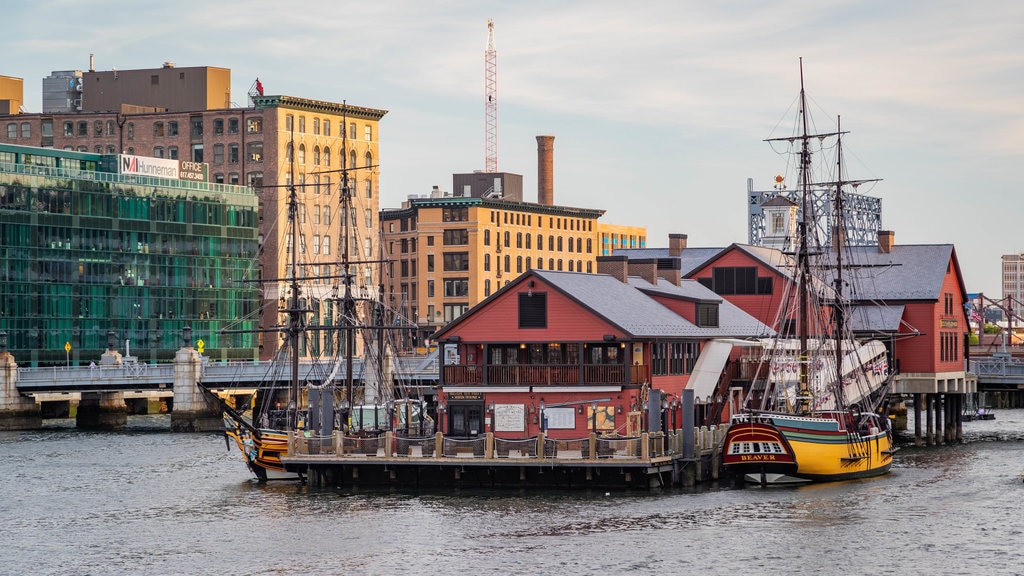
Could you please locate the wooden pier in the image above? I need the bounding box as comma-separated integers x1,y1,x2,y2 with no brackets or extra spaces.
281,427,728,490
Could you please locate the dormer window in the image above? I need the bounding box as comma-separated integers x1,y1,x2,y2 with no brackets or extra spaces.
697,303,719,328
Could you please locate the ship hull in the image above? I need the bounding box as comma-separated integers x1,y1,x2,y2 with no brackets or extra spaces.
224,420,300,482
723,413,893,484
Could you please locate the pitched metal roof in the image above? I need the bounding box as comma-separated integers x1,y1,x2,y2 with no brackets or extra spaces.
849,304,906,332
508,270,769,339
628,277,775,338
819,244,956,301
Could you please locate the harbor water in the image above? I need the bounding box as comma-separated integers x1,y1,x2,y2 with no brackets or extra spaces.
3,410,1023,576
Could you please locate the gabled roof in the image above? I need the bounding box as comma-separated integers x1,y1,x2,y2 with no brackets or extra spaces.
820,244,960,301
528,270,701,338
628,277,774,338
433,269,772,341
761,195,798,207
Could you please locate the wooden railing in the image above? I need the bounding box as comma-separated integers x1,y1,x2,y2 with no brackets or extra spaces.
442,363,650,386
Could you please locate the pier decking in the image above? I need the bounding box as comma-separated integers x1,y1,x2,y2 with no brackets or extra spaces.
281,428,727,489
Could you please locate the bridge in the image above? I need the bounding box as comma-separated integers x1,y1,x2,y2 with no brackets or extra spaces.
0,347,440,432
969,353,1024,391
13,355,441,395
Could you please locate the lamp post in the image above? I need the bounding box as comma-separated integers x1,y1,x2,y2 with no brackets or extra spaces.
337,399,349,433
437,401,447,435
591,401,598,435
539,399,546,432
182,325,192,349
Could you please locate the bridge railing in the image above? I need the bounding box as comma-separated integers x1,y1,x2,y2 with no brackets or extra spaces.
970,355,1024,377
14,357,440,393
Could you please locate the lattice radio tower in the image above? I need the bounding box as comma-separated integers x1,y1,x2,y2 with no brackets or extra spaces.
484,19,498,173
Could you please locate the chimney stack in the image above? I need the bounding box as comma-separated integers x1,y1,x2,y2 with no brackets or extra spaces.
628,259,659,286
877,230,894,254
657,259,682,286
596,255,629,283
668,233,688,257
536,135,554,206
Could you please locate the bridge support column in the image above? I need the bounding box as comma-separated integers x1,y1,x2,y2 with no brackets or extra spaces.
77,346,128,429
77,391,128,429
0,350,42,430
170,346,220,432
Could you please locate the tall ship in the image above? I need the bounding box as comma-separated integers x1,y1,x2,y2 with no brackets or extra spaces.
208,123,429,482
721,60,896,484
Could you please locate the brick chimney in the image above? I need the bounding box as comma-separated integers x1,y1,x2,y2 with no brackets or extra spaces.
877,230,894,254
668,233,688,257
597,255,629,283
628,259,659,286
536,135,554,206
657,258,682,286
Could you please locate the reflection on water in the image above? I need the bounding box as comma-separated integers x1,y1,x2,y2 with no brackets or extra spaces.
2,411,1023,575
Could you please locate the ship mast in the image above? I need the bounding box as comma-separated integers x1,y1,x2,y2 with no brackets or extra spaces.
341,103,356,423
832,115,846,410
285,126,304,430
796,58,813,413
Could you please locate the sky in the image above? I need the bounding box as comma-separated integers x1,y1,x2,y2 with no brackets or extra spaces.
3,0,1022,296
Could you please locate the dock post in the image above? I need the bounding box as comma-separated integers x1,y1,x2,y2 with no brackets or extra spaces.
435,431,444,458
913,393,922,446
588,432,597,460
485,432,494,459
681,389,695,460
950,391,958,440
926,394,934,445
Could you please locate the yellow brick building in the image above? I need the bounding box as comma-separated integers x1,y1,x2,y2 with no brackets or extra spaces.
380,195,646,347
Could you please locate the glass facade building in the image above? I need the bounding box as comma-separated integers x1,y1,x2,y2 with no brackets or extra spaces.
0,143,259,366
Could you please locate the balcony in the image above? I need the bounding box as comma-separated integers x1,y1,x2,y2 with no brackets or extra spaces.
442,363,649,387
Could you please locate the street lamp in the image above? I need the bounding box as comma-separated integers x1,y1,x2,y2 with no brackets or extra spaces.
591,401,598,434
539,399,546,432
182,325,192,349
437,401,447,435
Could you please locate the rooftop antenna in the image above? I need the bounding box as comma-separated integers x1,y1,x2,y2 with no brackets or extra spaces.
484,19,498,173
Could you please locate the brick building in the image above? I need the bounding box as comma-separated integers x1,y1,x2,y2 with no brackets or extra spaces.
0,64,386,359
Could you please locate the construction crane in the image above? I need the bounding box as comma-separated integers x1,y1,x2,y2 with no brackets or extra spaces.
484,19,498,173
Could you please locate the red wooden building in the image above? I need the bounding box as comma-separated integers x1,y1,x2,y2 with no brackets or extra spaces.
622,231,973,403
431,267,771,440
